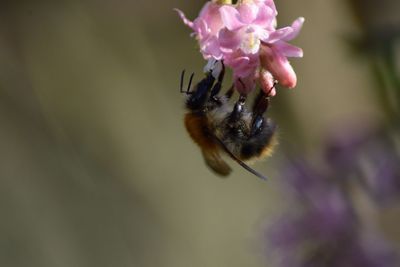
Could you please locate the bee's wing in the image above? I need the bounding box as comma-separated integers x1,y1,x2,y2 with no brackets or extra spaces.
201,149,232,177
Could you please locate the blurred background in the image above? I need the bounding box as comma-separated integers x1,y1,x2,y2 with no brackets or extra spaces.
0,0,399,266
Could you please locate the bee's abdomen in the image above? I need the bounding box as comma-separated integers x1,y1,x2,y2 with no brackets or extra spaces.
240,133,277,160
184,113,218,151
240,122,278,161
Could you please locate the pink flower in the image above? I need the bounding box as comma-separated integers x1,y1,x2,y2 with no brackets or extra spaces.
175,0,304,95
258,69,276,96
260,17,304,88
175,2,224,59
218,3,274,54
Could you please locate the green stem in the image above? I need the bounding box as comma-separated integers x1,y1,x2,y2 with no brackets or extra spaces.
371,42,400,123
213,0,232,4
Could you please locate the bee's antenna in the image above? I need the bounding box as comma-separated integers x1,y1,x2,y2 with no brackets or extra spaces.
180,70,185,93
180,70,194,94
213,135,268,181
187,72,194,93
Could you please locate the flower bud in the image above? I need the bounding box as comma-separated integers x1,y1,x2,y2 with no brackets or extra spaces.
260,45,297,88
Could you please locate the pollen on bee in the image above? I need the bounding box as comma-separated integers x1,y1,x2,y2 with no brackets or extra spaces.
259,133,279,159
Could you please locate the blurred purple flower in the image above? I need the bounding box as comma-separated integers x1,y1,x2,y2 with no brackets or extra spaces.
324,126,369,174
266,159,398,267
358,134,400,204
269,160,355,244
324,125,400,204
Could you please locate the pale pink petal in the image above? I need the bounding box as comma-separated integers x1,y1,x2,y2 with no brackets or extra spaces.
218,28,242,53
260,46,297,88
219,6,244,31
174,8,194,29
234,75,256,95
260,0,277,15
266,27,294,43
226,56,250,74
254,27,270,41
198,2,213,19
201,36,223,60
197,2,224,35
268,87,276,96
226,53,259,78
237,3,258,24
253,5,274,28
207,16,224,35
240,29,262,56
276,42,303,58
282,17,305,41
192,19,208,39
259,69,276,96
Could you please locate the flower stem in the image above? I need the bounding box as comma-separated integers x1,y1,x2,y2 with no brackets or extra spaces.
213,0,232,4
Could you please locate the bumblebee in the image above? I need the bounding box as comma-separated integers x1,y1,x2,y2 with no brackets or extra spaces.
180,60,277,180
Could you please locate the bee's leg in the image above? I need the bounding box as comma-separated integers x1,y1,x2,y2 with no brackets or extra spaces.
250,82,279,136
252,90,270,117
180,70,195,94
224,84,235,100
210,61,225,98
252,81,276,114
228,95,247,123
249,91,268,135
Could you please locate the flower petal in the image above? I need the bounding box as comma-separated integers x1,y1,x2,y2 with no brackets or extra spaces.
197,2,224,35
283,17,305,41
200,36,223,60
218,28,242,53
219,5,244,31
227,56,250,75
259,69,276,96
260,46,297,88
174,8,194,29
234,75,255,95
253,5,275,29
225,52,258,78
239,30,261,54
198,2,213,19
276,42,303,58
192,18,208,39
237,3,258,24
261,0,278,16
267,27,294,43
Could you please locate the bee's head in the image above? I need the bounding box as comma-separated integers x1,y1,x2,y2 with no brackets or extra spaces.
183,60,224,111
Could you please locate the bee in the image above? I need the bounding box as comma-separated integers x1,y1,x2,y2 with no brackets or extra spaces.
180,60,277,180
